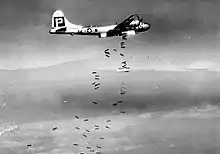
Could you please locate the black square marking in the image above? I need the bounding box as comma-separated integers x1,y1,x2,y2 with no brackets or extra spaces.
54,17,65,27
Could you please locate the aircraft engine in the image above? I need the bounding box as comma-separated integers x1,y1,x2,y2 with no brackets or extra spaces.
122,30,136,36
99,33,107,38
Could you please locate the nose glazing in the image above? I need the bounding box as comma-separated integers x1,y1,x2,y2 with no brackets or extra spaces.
143,23,150,30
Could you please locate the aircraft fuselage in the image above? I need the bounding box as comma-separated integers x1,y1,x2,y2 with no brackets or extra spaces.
49,23,149,38
49,10,151,38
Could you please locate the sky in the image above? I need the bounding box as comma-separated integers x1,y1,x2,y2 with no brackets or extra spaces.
0,0,220,69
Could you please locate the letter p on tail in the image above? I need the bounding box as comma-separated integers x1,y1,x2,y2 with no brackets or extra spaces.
52,10,66,28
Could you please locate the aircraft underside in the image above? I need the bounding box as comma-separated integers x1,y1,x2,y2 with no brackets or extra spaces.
50,28,139,39
71,31,131,38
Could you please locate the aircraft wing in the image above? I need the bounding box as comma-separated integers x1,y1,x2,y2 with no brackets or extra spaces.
113,14,142,31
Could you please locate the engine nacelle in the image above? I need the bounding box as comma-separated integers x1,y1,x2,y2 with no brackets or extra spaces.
122,30,136,36
99,33,107,38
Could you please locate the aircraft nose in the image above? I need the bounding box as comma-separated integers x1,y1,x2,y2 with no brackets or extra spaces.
144,23,151,30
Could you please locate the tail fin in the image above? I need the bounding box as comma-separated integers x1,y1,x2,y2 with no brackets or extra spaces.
52,10,82,29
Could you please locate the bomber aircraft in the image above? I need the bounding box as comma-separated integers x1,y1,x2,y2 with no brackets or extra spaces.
49,10,151,39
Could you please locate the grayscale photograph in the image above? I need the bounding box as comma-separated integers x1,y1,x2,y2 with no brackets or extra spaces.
0,0,220,154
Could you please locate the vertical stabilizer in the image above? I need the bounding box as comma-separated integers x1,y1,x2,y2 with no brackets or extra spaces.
52,10,82,29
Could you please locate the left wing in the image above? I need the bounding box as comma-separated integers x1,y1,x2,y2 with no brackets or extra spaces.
113,14,142,31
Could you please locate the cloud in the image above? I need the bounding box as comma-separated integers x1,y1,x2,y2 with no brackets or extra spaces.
138,104,220,120
186,61,216,70
162,104,220,119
